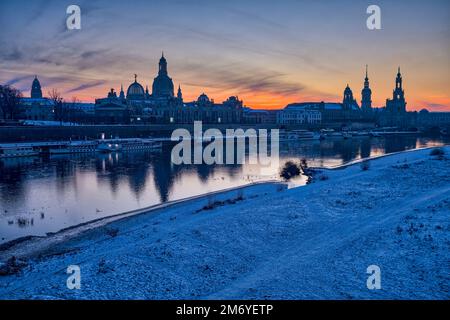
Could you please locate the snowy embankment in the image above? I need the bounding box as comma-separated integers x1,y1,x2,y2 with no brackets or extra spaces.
0,147,449,299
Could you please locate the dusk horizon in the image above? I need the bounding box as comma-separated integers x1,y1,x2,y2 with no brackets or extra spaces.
1,0,449,111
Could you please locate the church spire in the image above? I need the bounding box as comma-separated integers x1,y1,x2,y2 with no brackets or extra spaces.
119,83,125,100
361,65,372,111
395,67,402,90
159,53,168,75
177,85,183,100
364,65,370,88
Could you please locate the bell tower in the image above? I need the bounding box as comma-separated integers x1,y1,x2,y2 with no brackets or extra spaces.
386,67,406,113
361,65,372,111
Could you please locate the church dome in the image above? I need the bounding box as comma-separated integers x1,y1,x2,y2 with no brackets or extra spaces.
197,93,210,103
152,75,174,98
127,75,145,100
31,76,43,99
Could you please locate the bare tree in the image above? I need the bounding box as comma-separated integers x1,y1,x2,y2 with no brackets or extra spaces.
48,89,64,125
0,85,22,121
66,96,81,124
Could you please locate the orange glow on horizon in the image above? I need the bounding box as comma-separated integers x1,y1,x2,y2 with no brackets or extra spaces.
30,72,448,113
68,86,450,112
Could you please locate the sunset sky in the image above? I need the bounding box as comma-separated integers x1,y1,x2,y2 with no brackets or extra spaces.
0,0,449,111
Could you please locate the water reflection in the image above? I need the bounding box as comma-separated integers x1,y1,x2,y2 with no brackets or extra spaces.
0,135,448,243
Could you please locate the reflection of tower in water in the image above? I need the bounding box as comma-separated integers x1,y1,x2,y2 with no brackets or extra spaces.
360,138,372,159
151,149,176,203
383,135,417,154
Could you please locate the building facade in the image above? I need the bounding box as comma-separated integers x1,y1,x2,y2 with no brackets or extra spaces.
377,68,413,128
417,109,450,128
278,83,364,126
276,104,322,125
20,76,55,121
95,54,243,124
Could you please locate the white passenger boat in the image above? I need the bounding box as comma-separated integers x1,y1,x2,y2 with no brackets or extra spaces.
49,141,97,154
369,131,382,137
352,131,370,136
320,129,343,137
279,130,320,141
0,138,163,158
96,138,162,153
96,141,122,153
0,145,39,158
342,132,352,139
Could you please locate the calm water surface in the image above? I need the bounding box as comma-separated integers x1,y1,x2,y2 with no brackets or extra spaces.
0,135,448,244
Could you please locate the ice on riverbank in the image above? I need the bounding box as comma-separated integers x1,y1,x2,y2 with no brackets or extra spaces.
0,147,449,299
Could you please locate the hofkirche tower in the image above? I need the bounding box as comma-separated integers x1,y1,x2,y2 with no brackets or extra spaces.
361,65,372,112
386,67,406,113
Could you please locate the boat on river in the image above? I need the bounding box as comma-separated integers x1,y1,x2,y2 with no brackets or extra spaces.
320,129,343,138
0,138,162,157
279,130,320,141
0,144,40,158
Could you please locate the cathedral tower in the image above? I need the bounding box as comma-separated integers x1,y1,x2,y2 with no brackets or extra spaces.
177,85,183,101
361,65,372,111
152,53,174,98
386,67,406,113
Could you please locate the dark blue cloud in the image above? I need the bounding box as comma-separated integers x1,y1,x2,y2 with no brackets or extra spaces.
66,80,107,93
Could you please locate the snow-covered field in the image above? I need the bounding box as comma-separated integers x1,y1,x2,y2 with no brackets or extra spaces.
0,147,449,299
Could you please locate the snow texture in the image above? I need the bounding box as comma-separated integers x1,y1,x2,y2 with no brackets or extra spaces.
0,147,449,300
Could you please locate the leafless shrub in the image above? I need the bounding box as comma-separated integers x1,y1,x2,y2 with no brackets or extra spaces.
280,161,301,180
105,227,119,238
97,258,113,274
430,148,445,160
360,161,370,171
0,256,28,276
430,148,445,156
17,217,29,227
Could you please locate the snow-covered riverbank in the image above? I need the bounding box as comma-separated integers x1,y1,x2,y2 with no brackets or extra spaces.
0,147,449,299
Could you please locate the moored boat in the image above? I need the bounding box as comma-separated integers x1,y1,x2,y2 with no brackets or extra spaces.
96,142,122,153
320,129,343,138
279,130,320,141
49,141,97,154
96,138,162,153
107,138,162,151
0,145,40,158
342,132,352,139
370,131,382,137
